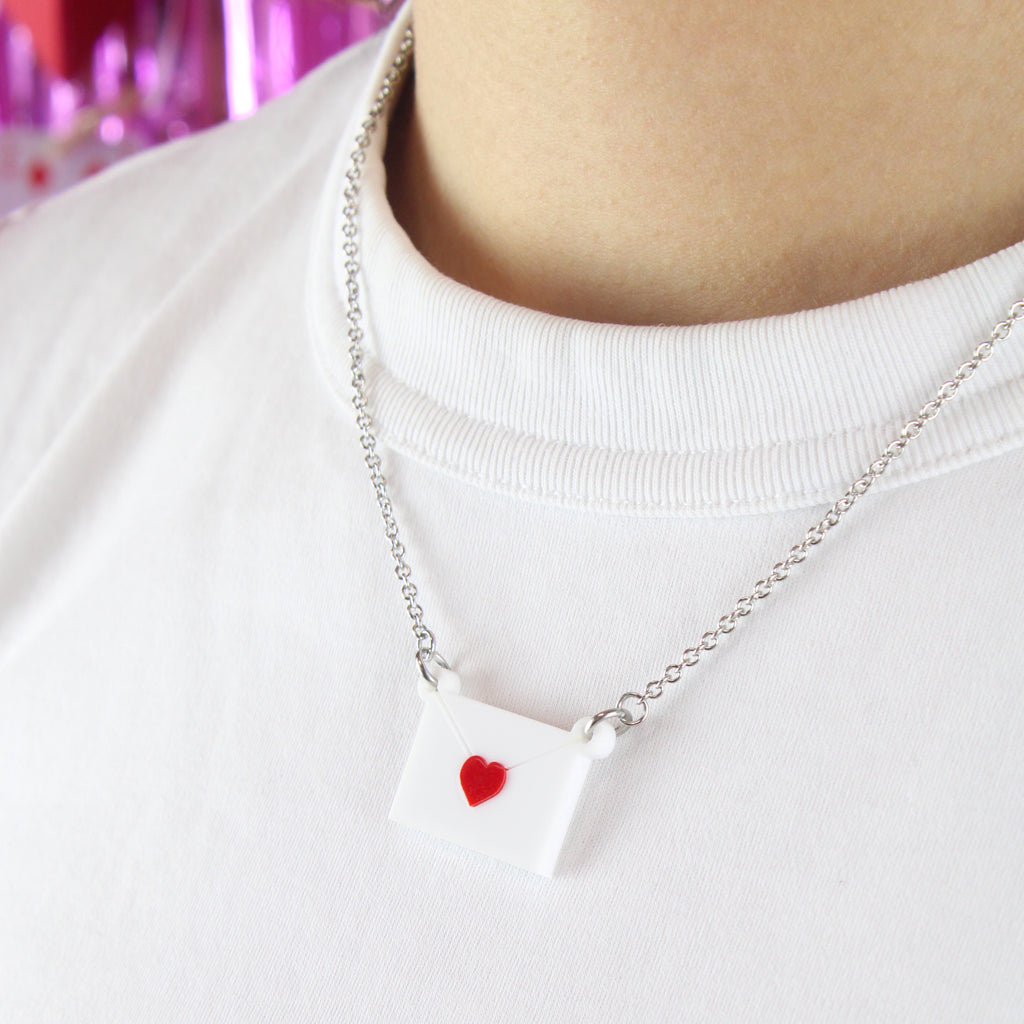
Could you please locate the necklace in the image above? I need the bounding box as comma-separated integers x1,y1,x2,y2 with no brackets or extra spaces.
342,25,1024,876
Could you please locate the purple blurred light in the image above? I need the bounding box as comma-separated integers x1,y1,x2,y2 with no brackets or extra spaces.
47,79,79,134
0,1,391,215
266,0,296,98
99,113,125,145
92,25,128,105
222,0,258,119
226,0,387,118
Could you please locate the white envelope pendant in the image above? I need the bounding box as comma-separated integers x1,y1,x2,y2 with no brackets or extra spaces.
389,667,616,877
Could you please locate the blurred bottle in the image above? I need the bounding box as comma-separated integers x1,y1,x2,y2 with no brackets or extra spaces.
224,0,389,118
0,0,391,216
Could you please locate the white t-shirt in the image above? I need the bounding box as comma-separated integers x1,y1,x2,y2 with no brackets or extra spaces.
3,6,1023,1020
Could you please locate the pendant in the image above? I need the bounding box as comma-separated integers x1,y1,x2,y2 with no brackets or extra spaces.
388,666,616,877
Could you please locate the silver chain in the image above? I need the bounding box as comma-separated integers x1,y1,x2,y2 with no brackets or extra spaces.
343,29,433,662
343,25,1024,737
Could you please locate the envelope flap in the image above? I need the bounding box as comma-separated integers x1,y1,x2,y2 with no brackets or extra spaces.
433,689,582,768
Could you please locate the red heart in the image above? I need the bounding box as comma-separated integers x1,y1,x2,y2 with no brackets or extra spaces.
460,755,507,807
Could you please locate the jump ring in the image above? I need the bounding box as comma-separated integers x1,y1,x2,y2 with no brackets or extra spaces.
616,691,649,727
582,707,630,740
416,649,450,685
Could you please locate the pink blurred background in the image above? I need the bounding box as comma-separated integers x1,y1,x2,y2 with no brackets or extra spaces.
0,0,394,216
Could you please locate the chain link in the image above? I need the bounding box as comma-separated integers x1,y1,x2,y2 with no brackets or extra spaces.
586,297,1024,735
343,29,435,662
344,26,1024,733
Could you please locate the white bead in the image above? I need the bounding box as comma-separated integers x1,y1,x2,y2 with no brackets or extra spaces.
416,665,462,701
571,718,616,759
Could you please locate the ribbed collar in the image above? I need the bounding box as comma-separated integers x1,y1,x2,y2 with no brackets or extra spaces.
308,2,1024,515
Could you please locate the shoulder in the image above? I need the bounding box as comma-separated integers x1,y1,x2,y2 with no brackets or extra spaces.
0,30,383,515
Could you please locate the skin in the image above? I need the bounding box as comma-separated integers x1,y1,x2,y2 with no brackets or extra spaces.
383,1,1024,326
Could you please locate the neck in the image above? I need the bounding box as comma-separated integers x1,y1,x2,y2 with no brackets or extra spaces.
385,1,1024,326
